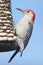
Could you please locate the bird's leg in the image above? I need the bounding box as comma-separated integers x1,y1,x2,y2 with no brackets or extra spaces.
14,29,18,40
14,29,17,35
14,28,19,36
20,51,23,57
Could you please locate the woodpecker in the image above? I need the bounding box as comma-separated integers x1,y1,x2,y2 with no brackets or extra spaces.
8,8,35,63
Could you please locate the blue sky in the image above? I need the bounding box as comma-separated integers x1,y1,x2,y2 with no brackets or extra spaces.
0,0,43,65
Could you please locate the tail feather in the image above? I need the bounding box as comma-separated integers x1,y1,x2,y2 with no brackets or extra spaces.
8,47,20,63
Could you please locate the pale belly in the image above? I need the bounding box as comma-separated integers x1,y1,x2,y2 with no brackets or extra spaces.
16,22,33,40
16,21,33,49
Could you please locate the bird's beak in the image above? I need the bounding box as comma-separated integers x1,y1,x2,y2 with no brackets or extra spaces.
16,8,23,12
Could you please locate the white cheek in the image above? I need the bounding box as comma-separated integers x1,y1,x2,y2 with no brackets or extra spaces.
29,12,33,17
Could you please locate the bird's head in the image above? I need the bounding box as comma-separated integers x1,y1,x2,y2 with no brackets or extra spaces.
16,8,35,23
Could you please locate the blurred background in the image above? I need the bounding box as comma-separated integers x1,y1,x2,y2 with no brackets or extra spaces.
0,0,43,65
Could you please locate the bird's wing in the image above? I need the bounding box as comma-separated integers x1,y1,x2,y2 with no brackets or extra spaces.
0,0,18,52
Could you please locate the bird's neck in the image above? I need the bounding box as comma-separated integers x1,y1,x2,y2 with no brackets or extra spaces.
23,14,33,24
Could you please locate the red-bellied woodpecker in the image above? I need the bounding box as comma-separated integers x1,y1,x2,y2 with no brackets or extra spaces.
8,8,35,63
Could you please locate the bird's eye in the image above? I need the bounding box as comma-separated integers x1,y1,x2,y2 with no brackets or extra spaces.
27,11,29,13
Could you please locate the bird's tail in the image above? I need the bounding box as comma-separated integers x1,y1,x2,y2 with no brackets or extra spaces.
8,47,20,63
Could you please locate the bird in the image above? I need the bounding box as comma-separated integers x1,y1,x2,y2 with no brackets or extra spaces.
8,8,35,63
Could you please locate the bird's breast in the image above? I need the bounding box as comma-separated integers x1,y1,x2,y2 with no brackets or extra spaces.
16,20,33,40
